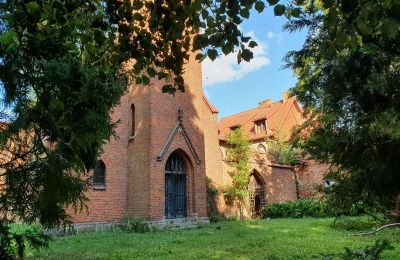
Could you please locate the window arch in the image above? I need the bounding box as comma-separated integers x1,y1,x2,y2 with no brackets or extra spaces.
93,160,106,187
257,144,267,153
130,104,135,136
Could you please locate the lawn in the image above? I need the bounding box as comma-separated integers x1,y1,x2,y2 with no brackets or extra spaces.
28,218,400,259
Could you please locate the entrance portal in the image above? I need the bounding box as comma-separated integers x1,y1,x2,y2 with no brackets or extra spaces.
165,153,187,219
248,172,266,218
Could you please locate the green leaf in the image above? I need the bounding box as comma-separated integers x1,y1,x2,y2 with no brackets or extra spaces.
0,30,17,46
240,8,250,19
142,75,150,85
25,1,40,16
274,4,286,16
222,43,234,55
267,0,279,6
291,8,301,18
195,53,204,61
241,36,251,43
382,19,399,39
207,49,218,61
132,0,143,10
147,67,157,77
133,13,144,21
201,9,209,19
255,1,266,13
248,41,258,48
241,49,253,62
322,0,335,9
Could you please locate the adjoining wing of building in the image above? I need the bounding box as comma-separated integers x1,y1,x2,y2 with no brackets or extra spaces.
204,94,328,219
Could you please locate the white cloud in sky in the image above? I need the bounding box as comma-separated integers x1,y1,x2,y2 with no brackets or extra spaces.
202,32,271,87
266,31,284,44
267,31,275,39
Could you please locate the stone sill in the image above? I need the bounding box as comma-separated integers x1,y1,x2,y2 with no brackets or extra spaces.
92,185,106,191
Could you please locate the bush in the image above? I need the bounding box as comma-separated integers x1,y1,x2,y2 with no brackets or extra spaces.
321,239,394,260
263,200,328,219
331,216,383,231
0,221,49,259
206,177,226,222
121,216,151,233
263,199,366,219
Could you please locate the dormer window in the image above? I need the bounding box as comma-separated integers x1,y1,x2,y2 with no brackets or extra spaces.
230,125,240,131
254,120,266,134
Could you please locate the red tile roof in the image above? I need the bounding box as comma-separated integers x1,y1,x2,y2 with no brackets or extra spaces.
218,97,304,141
203,95,219,114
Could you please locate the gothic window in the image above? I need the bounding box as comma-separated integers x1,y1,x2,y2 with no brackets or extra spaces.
93,160,106,188
254,119,266,134
257,144,267,153
165,153,187,219
130,104,135,136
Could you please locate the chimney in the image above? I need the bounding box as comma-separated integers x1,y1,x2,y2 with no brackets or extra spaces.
259,99,273,107
282,91,289,102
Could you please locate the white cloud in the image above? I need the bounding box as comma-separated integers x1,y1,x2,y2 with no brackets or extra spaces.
267,31,275,39
202,32,271,87
266,31,284,44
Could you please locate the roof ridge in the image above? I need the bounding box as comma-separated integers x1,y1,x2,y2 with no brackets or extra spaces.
220,99,285,121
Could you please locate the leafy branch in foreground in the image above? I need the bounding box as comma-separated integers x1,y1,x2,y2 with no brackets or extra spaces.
284,0,400,218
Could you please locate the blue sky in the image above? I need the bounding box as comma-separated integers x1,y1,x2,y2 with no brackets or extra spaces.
202,9,307,118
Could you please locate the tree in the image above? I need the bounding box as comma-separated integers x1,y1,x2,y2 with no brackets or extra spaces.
267,130,297,165
281,0,400,218
225,127,252,220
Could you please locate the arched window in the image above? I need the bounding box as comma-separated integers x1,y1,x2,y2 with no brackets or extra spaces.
130,104,135,136
257,144,267,153
93,160,106,187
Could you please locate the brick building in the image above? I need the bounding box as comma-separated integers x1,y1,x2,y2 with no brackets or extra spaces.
70,54,209,228
204,94,328,219
70,54,327,227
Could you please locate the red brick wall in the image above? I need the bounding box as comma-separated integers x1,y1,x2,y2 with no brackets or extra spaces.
147,54,207,220
203,104,223,186
265,165,298,204
126,82,151,218
69,94,129,223
295,160,329,199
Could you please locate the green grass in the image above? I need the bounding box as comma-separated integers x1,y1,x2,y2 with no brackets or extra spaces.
28,218,400,259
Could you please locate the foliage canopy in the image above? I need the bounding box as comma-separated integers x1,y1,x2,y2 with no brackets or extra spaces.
283,0,400,215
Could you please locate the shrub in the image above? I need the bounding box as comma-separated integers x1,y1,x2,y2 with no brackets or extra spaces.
206,177,226,222
263,200,328,219
121,216,151,233
1,221,49,259
330,216,382,231
263,199,367,219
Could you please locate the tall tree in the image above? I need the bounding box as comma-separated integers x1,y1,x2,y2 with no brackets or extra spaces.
282,0,400,217
225,127,252,220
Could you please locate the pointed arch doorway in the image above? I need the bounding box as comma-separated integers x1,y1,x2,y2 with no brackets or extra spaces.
248,170,266,218
165,152,188,219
